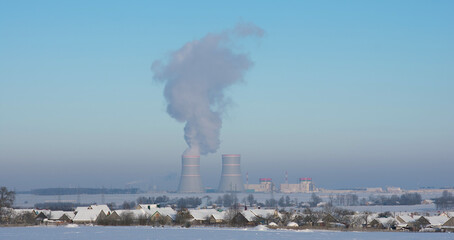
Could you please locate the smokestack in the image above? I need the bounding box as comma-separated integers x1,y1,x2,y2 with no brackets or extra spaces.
218,154,244,192
178,155,204,193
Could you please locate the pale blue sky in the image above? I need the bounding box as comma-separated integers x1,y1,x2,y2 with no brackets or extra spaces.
1,1,453,191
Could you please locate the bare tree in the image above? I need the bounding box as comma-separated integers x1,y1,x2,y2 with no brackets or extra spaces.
247,194,256,207
0,187,15,224
120,211,134,225
175,208,192,225
0,187,15,208
361,211,372,227
309,193,322,207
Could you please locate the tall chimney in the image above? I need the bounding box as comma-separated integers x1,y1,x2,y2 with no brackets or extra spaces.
218,154,244,192
178,155,204,193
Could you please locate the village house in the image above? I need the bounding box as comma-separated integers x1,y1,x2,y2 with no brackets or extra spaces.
143,207,176,224
417,215,450,230
189,209,224,225
73,205,111,224
395,214,418,230
369,217,396,229
102,209,148,224
441,217,454,232
49,211,75,223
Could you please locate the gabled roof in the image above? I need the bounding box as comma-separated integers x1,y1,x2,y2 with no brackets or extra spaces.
374,217,395,226
211,211,226,220
143,207,176,220
366,213,379,223
73,205,110,222
396,214,416,224
443,212,454,218
73,210,103,222
237,209,281,222
422,216,450,227
35,209,52,217
76,205,110,213
49,211,75,220
189,209,220,221
250,209,279,219
241,210,256,222
88,205,111,213
75,206,87,212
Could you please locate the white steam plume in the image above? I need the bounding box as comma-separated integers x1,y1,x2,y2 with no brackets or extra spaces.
152,22,263,156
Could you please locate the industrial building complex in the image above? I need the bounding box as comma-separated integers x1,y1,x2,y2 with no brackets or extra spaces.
177,153,318,193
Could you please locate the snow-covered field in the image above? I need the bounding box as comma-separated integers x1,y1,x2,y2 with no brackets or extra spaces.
0,226,453,240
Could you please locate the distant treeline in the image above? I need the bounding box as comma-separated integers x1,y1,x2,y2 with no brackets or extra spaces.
434,190,454,210
34,202,94,211
31,188,141,195
369,193,422,205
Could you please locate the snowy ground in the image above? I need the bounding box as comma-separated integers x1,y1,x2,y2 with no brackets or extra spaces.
0,226,453,240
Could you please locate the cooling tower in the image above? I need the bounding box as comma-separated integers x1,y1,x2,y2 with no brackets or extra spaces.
178,155,204,193
218,154,244,192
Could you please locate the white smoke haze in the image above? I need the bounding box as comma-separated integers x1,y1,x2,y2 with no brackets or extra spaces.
152,22,263,156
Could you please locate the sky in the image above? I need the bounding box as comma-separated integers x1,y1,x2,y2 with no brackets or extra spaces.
1,1,453,191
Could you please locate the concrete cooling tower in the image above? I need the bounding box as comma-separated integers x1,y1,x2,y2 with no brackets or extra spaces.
178,155,204,193
218,154,244,192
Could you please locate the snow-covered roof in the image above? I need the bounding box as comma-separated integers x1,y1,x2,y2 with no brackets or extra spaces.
48,211,64,220
156,207,177,220
443,212,454,218
250,209,279,218
211,211,226,220
73,210,101,222
366,213,379,223
75,206,88,212
35,209,52,217
237,209,280,222
143,207,176,220
241,210,257,222
73,205,110,222
189,209,220,221
49,211,75,220
396,214,416,223
371,217,396,228
88,205,110,213
424,216,449,227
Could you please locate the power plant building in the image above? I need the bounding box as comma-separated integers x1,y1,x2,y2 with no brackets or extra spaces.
280,177,316,193
178,155,204,193
245,178,274,193
218,154,244,192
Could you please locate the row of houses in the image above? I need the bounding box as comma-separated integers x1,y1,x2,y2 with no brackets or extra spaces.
370,213,454,231
6,205,281,226
72,204,281,226
5,205,454,232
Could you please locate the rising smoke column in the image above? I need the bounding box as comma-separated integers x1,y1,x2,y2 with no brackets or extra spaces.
152,23,263,156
